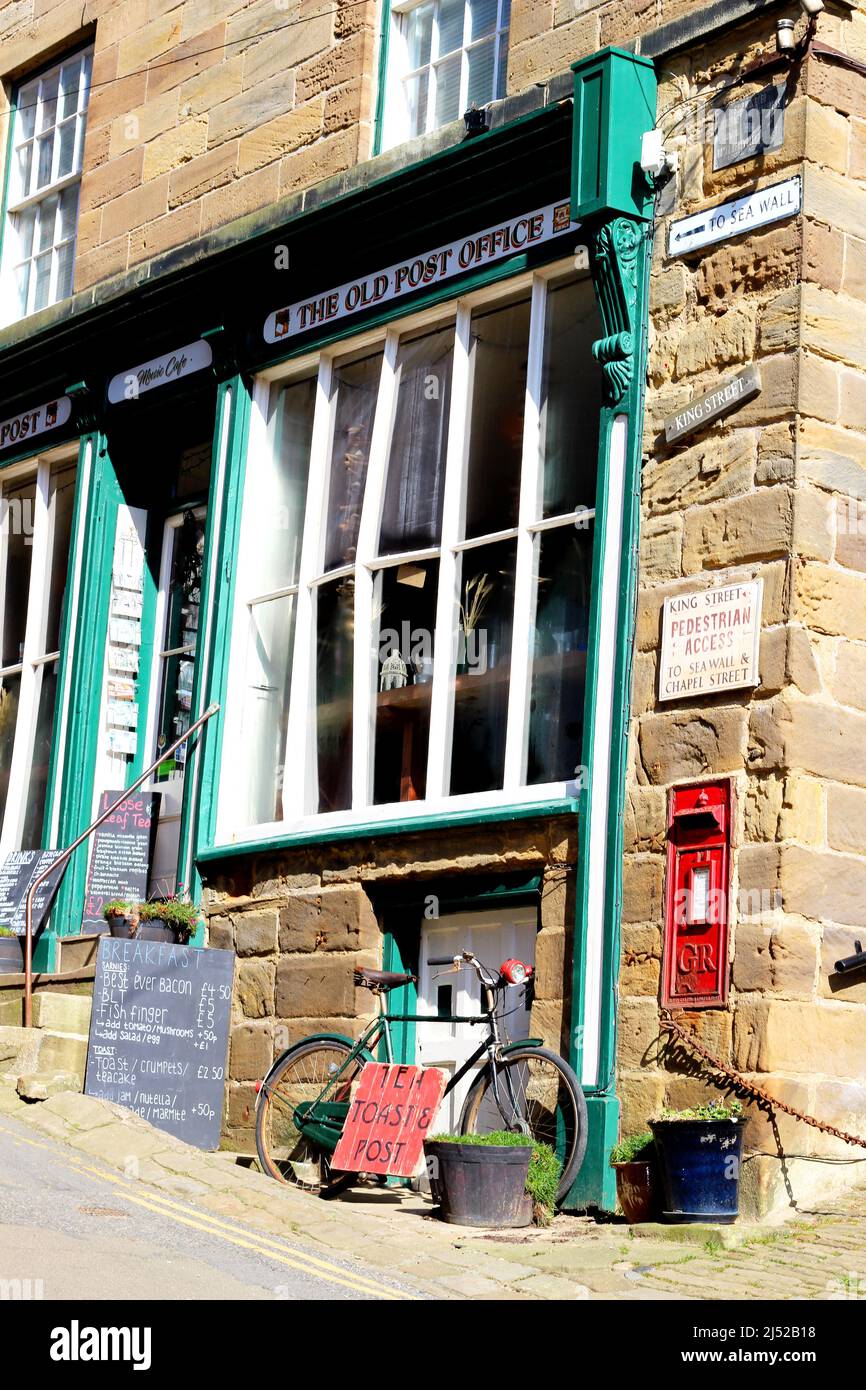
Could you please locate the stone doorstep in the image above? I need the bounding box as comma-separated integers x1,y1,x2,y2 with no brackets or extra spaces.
628,1220,784,1249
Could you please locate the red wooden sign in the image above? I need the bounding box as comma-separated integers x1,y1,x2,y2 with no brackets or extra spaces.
332,1063,447,1178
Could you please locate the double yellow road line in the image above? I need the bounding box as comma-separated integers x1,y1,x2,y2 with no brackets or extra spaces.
0,1119,416,1301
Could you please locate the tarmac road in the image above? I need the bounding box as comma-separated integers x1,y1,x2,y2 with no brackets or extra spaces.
0,1112,419,1301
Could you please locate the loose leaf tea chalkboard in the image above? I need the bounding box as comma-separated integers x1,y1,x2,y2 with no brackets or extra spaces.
0,850,67,935
85,937,233,1150
82,790,161,931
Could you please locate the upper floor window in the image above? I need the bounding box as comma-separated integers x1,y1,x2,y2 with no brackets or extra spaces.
382,0,510,150
0,48,92,325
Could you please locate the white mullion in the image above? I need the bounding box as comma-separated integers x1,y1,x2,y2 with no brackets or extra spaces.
281,356,335,821
491,0,502,97
503,274,547,791
458,0,472,114
352,330,400,810
1,459,50,851
427,1,440,135
453,525,518,553
425,302,473,799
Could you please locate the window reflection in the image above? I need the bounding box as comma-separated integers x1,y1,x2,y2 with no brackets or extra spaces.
316,576,355,812
465,298,530,538
450,539,516,794
324,353,382,571
380,328,452,555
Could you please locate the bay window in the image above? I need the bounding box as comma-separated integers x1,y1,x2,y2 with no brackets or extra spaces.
219,264,602,841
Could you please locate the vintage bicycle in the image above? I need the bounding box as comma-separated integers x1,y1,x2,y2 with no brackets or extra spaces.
255,948,588,1204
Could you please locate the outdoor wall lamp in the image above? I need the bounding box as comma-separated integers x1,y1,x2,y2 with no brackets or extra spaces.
834,940,866,975
777,19,797,52
799,0,824,15
463,104,489,138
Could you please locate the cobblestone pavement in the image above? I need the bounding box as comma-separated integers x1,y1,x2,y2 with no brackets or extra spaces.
2,1082,865,1301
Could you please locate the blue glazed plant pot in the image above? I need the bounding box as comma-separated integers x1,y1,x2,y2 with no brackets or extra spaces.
650,1118,746,1224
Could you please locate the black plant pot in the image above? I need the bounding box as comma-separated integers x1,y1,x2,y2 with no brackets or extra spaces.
0,935,24,974
107,916,137,939
137,921,175,943
424,1140,533,1227
650,1118,746,1224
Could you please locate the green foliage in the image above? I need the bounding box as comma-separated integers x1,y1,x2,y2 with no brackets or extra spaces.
429,1131,561,1225
0,925,16,938
610,1131,654,1164
656,1098,743,1123
103,900,133,919
139,899,199,931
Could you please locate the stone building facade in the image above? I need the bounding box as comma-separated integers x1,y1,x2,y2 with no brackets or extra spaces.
2,0,866,1218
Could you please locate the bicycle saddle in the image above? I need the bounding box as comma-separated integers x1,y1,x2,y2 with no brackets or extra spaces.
354,967,416,992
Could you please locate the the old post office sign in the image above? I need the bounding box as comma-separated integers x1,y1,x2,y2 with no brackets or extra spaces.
664,365,762,444
0,395,71,454
264,200,578,344
668,175,801,257
108,339,213,405
660,579,763,701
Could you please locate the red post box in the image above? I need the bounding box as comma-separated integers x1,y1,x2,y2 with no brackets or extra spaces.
662,781,732,1009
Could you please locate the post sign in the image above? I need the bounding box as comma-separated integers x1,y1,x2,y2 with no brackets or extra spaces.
107,340,213,405
0,396,71,454
81,791,161,932
0,850,68,935
659,580,763,701
664,366,761,444
264,200,578,344
85,937,233,1149
713,84,786,171
331,1062,447,1178
668,176,801,257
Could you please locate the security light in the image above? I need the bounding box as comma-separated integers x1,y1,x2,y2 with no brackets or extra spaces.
777,18,797,52
800,0,824,15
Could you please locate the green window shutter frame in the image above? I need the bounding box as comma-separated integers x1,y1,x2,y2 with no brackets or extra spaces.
571,46,657,224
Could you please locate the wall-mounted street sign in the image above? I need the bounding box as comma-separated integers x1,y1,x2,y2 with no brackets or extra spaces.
668,176,801,258
264,200,578,344
664,365,762,445
107,340,213,405
713,83,786,172
0,395,71,454
660,579,763,702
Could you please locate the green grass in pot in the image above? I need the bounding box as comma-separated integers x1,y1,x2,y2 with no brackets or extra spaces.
610,1131,654,1164
655,1099,743,1122
429,1130,561,1226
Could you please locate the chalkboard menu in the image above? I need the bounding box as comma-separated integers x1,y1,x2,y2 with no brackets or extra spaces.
82,790,161,932
0,850,67,935
85,937,234,1150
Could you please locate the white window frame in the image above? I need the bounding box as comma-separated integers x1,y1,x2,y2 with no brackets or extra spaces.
0,444,78,854
0,47,93,326
381,0,510,151
217,258,597,846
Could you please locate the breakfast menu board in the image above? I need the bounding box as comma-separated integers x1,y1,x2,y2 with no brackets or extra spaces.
85,937,234,1150
0,850,67,935
81,790,161,932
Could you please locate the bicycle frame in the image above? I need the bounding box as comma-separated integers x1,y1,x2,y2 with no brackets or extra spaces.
263,985,542,1156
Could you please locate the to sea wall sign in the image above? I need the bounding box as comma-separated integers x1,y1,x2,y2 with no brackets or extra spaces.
668,176,801,257
664,366,762,444
0,396,71,454
264,200,578,344
659,580,763,701
107,340,213,405
85,938,233,1149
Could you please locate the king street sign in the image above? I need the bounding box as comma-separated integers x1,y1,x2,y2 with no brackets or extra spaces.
664,366,762,445
668,175,801,258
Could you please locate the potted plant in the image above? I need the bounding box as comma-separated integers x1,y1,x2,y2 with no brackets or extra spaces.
138,897,200,944
0,925,23,974
650,1099,745,1225
103,901,139,939
424,1131,561,1229
610,1131,657,1223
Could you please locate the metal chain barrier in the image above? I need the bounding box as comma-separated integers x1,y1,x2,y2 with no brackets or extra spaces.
660,1011,866,1152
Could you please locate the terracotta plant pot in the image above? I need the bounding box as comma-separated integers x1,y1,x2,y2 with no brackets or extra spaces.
614,1160,656,1223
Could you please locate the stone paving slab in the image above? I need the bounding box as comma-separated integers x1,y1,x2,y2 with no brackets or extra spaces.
5,1081,866,1300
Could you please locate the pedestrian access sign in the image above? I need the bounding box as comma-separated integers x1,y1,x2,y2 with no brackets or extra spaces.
331,1063,447,1178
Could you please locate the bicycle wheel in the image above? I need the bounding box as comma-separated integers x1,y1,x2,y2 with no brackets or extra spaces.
255,1038,363,1195
458,1045,588,1204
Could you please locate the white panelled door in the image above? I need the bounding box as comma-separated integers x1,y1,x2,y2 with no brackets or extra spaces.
416,906,537,1133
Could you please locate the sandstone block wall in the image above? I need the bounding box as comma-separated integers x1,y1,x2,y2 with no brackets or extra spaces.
203,818,576,1150
618,4,866,1217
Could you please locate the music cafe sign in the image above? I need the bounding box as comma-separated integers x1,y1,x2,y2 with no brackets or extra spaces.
264,200,579,344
